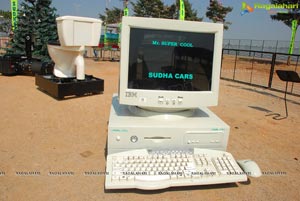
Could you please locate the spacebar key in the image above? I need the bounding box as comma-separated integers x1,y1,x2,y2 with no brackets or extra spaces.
135,175,170,182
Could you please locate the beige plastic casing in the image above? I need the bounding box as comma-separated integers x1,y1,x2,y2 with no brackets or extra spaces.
56,16,102,46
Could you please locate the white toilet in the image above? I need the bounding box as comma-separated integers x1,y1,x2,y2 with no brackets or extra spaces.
48,16,102,80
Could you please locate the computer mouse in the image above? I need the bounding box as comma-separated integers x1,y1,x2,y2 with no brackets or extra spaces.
237,159,262,178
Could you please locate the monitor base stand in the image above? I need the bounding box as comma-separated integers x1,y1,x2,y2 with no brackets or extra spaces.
128,105,196,120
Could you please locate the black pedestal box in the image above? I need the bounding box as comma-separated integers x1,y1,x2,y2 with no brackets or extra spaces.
35,74,104,99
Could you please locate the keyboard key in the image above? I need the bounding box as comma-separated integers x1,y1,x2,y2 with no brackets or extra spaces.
135,175,170,182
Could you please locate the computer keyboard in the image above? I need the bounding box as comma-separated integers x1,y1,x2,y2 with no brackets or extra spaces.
105,148,248,190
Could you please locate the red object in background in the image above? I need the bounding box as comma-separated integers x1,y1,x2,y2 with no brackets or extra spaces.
112,44,119,49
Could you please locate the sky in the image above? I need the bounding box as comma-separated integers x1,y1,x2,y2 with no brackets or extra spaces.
0,0,299,42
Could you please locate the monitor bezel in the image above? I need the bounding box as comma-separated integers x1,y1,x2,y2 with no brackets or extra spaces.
119,16,223,110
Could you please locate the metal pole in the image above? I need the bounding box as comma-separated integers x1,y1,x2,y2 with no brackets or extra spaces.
291,56,299,93
261,40,265,58
268,53,276,88
249,40,252,56
233,50,238,80
275,40,279,53
250,52,255,84
284,81,289,117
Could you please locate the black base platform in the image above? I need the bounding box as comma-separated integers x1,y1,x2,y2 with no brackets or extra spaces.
35,74,104,99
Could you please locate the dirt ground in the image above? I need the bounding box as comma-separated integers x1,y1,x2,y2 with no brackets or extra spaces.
0,59,299,201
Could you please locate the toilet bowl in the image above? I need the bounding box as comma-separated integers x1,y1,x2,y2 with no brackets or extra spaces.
48,44,85,79
48,16,102,80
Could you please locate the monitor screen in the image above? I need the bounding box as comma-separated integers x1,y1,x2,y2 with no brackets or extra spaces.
128,28,215,92
118,17,223,110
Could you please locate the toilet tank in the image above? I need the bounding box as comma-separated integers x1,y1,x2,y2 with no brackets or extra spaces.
56,16,102,46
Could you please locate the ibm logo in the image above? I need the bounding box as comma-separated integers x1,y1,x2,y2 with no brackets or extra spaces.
125,92,137,98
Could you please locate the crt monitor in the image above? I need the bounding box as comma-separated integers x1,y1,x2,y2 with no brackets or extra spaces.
119,16,223,111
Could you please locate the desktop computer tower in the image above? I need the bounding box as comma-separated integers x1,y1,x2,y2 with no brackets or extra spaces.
107,95,230,155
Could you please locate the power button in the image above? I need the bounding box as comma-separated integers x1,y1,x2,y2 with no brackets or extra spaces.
130,135,138,143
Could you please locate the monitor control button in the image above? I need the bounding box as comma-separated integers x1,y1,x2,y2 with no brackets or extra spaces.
178,98,183,104
165,99,170,105
140,97,147,102
158,97,164,104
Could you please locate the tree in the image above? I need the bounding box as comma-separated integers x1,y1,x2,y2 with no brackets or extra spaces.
270,0,300,27
0,10,11,34
206,0,233,30
99,7,123,24
131,0,167,18
9,0,58,62
0,10,11,19
131,0,201,21
164,0,202,21
181,0,202,21
8,0,36,54
33,0,58,61
269,0,300,62
164,4,177,19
